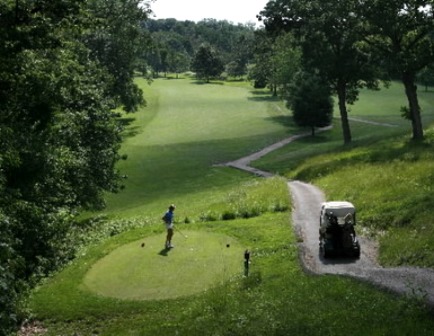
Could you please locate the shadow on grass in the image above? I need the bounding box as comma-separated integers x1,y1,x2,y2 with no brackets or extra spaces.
190,80,224,86
265,115,296,128
158,247,171,256
119,117,142,139
102,132,295,215
248,94,280,102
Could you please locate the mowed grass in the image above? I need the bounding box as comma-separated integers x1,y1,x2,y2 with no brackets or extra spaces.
102,78,295,219
82,231,245,301
29,79,434,335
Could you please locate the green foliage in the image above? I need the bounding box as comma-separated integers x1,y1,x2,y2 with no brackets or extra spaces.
84,0,149,112
0,0,150,331
25,72,434,334
286,70,333,135
417,65,434,91
0,213,22,335
248,31,274,92
252,81,434,267
359,0,434,140
249,31,302,96
145,18,255,77
259,0,383,143
191,44,224,82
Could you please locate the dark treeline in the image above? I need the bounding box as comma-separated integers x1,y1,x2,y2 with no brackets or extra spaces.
140,18,256,78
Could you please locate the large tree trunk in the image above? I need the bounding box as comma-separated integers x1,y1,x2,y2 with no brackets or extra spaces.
402,72,424,141
337,82,352,144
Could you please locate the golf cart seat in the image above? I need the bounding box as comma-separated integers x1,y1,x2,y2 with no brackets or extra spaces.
319,201,360,258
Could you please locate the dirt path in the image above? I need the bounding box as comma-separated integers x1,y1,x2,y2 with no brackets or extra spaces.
221,129,434,307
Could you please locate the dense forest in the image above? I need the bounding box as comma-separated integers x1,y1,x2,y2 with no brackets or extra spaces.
1,0,434,334
141,18,256,78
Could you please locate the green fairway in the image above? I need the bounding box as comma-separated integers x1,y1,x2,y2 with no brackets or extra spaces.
83,231,245,300
102,78,296,219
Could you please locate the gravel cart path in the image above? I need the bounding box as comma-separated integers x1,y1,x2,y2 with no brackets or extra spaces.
220,127,434,306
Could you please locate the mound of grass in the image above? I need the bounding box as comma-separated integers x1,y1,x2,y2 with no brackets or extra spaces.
82,231,245,301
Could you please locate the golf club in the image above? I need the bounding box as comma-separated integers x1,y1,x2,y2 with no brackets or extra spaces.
175,225,188,238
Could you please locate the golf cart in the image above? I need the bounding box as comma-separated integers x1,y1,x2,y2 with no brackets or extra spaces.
319,201,360,258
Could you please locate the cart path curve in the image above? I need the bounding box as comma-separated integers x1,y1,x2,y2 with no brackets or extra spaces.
289,181,434,306
217,126,332,176
219,128,434,306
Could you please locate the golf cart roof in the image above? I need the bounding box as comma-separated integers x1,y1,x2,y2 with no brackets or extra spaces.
322,201,355,217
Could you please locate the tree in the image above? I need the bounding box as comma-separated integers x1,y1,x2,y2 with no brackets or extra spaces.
191,44,224,82
227,31,256,78
249,31,274,89
249,31,301,95
0,0,150,332
271,33,302,95
145,18,255,75
83,0,150,111
259,0,382,144
287,71,334,136
359,0,434,140
167,51,190,78
225,60,246,78
418,65,434,92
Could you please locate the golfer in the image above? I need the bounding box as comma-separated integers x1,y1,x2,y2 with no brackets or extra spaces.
162,204,176,249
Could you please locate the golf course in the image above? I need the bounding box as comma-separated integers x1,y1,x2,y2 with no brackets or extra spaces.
27,77,434,335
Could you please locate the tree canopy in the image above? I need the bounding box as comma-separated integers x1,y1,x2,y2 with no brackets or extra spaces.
143,18,256,78
259,0,382,144
358,0,434,140
287,71,334,136
191,44,224,82
0,0,150,332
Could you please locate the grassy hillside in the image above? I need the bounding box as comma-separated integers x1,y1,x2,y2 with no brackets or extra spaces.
28,79,434,335
254,82,434,267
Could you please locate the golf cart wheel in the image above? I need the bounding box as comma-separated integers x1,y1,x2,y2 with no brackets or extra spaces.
353,248,361,259
320,245,329,259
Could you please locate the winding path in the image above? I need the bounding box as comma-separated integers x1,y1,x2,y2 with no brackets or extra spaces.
221,125,434,306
